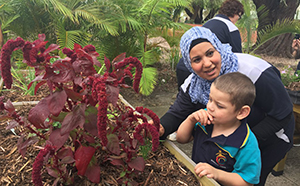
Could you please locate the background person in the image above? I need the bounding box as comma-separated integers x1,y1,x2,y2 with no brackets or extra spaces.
177,72,261,186
292,33,300,72
157,26,294,186
176,0,244,91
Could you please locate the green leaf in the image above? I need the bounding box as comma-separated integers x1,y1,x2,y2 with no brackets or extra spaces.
139,67,157,96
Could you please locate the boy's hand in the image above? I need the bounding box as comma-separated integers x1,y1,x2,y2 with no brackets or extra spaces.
189,109,213,126
194,162,219,180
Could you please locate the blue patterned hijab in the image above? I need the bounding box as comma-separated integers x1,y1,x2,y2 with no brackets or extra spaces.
180,26,238,105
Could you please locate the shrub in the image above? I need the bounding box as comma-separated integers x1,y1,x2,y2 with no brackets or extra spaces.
0,34,160,185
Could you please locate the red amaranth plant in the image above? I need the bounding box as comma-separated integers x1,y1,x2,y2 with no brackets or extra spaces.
0,35,160,185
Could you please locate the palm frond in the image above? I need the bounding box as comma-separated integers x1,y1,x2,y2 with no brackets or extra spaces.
1,14,20,29
46,0,76,23
252,19,300,53
141,49,160,66
139,67,157,96
56,22,90,49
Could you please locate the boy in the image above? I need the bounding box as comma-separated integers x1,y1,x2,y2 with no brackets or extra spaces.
177,72,261,186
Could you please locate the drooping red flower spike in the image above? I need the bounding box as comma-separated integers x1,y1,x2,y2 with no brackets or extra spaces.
0,37,25,89
135,106,160,132
114,57,143,93
133,123,159,151
90,75,109,146
32,145,55,186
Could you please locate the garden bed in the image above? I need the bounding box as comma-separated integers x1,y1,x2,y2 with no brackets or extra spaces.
0,84,203,186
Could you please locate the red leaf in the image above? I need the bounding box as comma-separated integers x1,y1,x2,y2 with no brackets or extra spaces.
33,81,46,95
104,56,111,71
60,104,86,135
43,60,76,83
6,120,19,130
48,90,67,116
84,164,101,183
60,156,75,164
128,157,145,172
64,87,83,101
49,128,69,149
112,53,126,66
28,98,50,129
38,34,46,41
56,147,73,159
83,106,98,137
109,158,124,167
107,134,121,155
4,100,15,113
17,136,39,157
75,145,95,176
46,167,59,178
72,59,96,76
83,133,95,143
73,43,82,50
43,44,60,55
106,85,119,106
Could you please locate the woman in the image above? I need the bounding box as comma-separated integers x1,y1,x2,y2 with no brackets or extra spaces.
159,26,294,186
176,0,244,91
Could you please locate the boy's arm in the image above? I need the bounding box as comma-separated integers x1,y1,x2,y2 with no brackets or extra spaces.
176,114,196,143
177,109,212,143
194,163,252,186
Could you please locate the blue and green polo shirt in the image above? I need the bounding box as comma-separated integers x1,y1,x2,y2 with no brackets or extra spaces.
192,119,261,184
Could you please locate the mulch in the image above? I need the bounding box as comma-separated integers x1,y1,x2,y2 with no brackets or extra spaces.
0,84,200,186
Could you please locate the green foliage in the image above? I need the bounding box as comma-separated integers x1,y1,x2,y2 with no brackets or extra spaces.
139,139,153,159
281,65,300,87
139,67,157,96
0,0,192,97
237,0,258,53
251,19,300,54
168,46,181,71
10,67,36,96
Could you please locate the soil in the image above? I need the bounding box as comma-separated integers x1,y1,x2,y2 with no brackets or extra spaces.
0,66,199,186
0,54,297,186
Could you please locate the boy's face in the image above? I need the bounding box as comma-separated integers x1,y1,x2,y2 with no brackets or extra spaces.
206,84,240,126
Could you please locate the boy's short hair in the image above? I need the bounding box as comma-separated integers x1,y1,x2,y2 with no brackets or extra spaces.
219,0,244,18
212,72,256,111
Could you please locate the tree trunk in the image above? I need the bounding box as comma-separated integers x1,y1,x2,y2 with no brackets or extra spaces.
185,5,204,24
203,8,218,22
252,0,300,57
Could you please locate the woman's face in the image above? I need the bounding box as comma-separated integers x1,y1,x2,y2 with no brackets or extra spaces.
189,42,221,81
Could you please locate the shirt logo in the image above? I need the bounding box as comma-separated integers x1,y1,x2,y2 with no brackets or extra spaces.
215,150,227,166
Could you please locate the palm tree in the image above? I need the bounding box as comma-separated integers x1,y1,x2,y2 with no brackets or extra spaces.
0,0,191,96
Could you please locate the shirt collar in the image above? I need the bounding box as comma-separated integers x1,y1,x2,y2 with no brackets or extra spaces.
215,14,230,21
205,119,250,148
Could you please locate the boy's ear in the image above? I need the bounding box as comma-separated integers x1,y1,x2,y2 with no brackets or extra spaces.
236,105,251,120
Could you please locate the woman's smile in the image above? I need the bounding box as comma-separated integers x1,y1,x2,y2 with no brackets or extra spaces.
189,42,221,80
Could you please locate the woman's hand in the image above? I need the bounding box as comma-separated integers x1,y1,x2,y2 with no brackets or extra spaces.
148,120,165,137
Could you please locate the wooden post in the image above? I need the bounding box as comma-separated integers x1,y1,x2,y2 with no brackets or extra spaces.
164,140,220,186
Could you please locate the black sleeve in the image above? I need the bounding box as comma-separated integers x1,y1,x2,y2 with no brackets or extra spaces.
229,30,242,53
249,67,294,141
159,87,204,139
251,113,292,141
